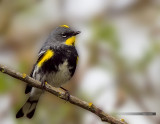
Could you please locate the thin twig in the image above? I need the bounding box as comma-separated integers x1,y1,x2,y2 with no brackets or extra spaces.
0,64,127,124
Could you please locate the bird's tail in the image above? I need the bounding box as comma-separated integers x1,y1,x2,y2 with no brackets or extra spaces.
16,96,40,119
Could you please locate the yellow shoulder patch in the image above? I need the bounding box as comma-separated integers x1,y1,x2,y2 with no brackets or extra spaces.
60,25,69,28
37,50,54,67
76,56,79,64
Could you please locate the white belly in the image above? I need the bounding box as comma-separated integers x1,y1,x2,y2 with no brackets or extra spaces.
46,60,71,87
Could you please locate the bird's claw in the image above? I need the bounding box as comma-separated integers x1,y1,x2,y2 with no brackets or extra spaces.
60,87,70,101
64,90,70,101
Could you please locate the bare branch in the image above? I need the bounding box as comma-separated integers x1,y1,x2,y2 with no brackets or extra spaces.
0,64,127,124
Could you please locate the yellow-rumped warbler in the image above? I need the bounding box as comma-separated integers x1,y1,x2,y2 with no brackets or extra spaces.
16,25,80,119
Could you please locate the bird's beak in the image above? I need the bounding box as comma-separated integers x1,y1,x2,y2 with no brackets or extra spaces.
73,31,81,36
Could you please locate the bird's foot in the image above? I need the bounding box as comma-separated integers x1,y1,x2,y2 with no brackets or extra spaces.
60,87,70,101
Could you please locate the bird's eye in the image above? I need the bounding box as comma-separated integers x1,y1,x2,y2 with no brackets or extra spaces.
62,33,67,38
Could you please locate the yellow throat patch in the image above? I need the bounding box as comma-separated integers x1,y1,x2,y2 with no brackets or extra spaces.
60,25,69,28
65,36,76,46
37,50,54,67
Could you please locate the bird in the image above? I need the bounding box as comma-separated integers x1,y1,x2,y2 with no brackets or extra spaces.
16,25,80,119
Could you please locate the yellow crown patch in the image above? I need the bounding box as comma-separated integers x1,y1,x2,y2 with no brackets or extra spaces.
60,25,69,28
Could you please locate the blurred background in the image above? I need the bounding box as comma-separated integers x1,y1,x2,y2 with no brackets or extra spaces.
0,0,160,124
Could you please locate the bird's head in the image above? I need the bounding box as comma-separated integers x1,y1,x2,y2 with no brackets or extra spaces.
52,25,81,46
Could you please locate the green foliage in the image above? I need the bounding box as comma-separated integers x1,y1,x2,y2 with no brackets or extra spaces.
136,42,160,71
0,74,15,93
92,20,119,50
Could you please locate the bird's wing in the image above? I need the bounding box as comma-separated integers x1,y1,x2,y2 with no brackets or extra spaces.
25,49,48,94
